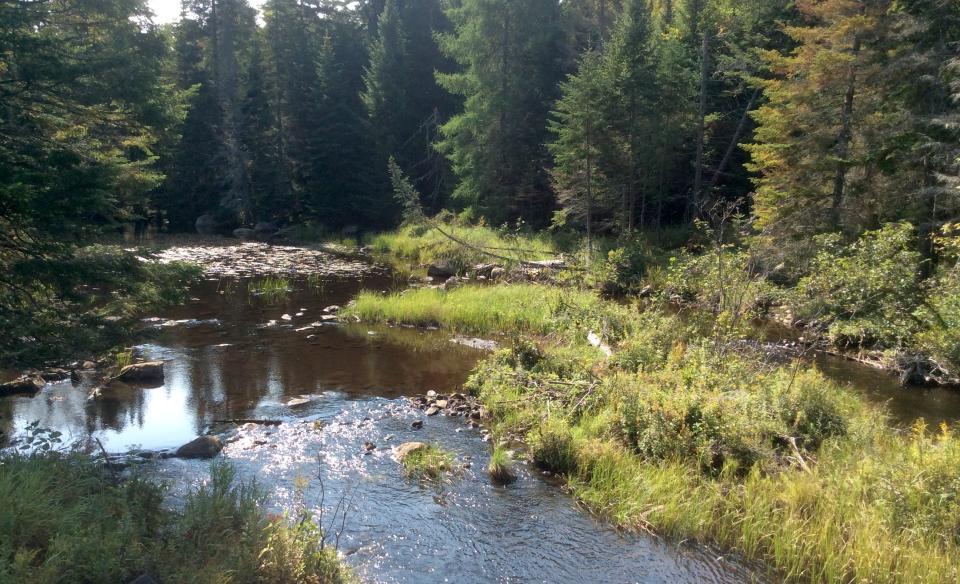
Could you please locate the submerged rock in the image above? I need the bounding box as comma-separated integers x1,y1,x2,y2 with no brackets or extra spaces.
0,376,44,397
117,361,165,383
176,435,223,459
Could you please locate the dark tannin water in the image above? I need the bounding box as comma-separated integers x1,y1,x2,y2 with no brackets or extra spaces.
1,271,757,584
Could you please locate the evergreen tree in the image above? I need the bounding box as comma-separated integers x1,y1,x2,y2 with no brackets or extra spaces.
746,0,894,240
436,0,568,226
241,33,286,222
549,50,610,262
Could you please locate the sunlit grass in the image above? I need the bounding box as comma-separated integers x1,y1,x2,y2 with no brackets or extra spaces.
487,446,516,485
368,222,557,274
0,456,352,583
344,284,620,338
401,444,455,480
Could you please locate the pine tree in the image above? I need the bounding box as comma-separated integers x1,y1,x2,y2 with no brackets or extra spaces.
549,50,610,262
436,0,568,226
240,33,286,222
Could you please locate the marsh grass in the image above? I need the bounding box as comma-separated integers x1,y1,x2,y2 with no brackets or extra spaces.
344,284,632,341
115,348,134,369
466,344,960,584
249,277,291,302
0,455,351,583
401,445,455,480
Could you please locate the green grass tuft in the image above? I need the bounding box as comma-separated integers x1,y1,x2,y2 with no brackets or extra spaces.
401,444,455,480
487,446,516,485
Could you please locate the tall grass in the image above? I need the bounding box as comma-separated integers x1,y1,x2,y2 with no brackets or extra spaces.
401,444,455,480
465,341,960,583
0,455,351,583
344,284,632,340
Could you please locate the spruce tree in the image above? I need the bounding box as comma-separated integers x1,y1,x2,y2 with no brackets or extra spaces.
436,0,567,226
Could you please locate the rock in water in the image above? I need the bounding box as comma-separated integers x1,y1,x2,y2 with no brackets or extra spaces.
427,260,455,280
117,361,165,383
176,435,223,459
393,442,428,462
0,376,44,397
285,397,310,408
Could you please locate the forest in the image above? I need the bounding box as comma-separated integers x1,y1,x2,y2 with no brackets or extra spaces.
2,0,960,583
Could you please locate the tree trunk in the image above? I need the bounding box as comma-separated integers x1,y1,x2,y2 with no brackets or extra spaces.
707,88,759,194
830,31,862,230
692,29,710,216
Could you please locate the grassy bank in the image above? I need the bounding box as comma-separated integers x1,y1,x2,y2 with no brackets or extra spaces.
367,221,557,274
0,454,351,583
348,283,960,583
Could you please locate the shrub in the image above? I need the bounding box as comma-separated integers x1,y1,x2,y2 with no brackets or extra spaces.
787,223,922,349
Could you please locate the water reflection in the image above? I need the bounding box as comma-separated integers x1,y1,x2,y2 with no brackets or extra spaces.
6,277,482,451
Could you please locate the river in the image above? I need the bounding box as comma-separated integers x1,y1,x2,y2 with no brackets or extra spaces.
3,245,958,583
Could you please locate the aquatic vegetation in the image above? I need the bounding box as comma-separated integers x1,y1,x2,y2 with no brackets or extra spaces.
487,446,516,485
249,277,291,302
466,340,960,583
115,348,134,369
400,444,455,480
0,455,351,583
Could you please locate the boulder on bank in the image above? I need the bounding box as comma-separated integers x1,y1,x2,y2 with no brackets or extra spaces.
195,214,216,235
427,260,456,280
176,435,223,459
118,361,165,383
393,441,428,462
0,376,44,397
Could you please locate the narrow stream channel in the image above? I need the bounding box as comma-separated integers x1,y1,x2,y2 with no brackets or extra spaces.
4,251,959,583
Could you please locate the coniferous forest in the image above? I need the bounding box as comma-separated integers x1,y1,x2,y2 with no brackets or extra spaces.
3,1,960,583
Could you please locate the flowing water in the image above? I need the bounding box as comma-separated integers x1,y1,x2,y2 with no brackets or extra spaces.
3,247,960,583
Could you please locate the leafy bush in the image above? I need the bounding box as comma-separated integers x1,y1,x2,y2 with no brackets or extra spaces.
915,224,960,373
787,223,922,349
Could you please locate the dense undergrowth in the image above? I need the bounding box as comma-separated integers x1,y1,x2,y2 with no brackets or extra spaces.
347,281,960,583
0,454,351,584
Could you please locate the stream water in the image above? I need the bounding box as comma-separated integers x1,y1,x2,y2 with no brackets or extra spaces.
2,247,959,583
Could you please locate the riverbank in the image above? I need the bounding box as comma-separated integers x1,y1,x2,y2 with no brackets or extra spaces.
344,283,960,583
